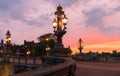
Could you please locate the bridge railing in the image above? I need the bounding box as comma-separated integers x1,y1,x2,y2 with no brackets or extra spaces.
13,56,76,76
0,57,42,65
11,57,42,65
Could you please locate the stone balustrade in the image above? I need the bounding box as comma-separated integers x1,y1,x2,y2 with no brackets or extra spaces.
13,56,76,76
0,57,42,65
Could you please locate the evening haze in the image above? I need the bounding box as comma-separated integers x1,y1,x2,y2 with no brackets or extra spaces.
0,0,120,54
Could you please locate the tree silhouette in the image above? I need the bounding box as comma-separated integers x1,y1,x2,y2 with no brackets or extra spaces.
34,33,56,56
37,33,57,42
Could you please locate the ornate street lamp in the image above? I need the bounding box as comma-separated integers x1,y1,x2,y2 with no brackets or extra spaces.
5,30,11,55
46,45,50,56
45,38,50,56
52,5,68,46
51,5,71,56
78,38,84,54
5,30,11,45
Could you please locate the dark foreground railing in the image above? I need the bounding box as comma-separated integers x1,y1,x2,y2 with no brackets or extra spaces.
13,56,76,76
0,57,42,64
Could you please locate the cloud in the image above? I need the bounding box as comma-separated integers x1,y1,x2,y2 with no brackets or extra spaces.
0,0,120,46
0,29,5,39
85,40,120,48
84,8,106,27
61,0,120,48
49,0,79,7
83,3,120,36
0,0,21,11
0,0,55,27
0,0,24,19
0,0,55,44
115,6,120,11
23,14,51,27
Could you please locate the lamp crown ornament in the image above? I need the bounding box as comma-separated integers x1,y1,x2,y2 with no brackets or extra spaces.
78,38,84,54
57,5,62,10
6,30,11,38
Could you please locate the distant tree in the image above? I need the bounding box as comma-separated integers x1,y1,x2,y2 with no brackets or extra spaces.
34,33,56,56
34,42,46,56
37,33,57,42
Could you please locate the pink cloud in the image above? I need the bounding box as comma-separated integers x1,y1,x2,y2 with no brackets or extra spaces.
104,11,120,28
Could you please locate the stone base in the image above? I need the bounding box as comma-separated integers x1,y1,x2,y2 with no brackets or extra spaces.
50,47,72,57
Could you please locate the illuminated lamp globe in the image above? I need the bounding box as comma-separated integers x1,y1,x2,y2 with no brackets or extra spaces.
52,19,57,28
62,15,68,25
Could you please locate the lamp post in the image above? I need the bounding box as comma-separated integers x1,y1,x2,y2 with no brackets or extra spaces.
46,45,50,56
5,31,11,44
51,5,71,56
5,30,11,55
45,38,50,56
52,5,68,46
78,38,83,54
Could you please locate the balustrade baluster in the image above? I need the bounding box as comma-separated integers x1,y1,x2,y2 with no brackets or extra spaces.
33,57,35,64
13,57,15,63
18,57,20,64
25,57,27,64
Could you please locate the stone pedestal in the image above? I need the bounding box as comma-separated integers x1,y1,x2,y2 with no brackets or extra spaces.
50,44,72,57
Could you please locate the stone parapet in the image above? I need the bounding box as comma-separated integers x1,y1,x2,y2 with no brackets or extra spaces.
13,56,76,76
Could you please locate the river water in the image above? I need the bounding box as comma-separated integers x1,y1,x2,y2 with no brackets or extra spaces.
0,63,14,76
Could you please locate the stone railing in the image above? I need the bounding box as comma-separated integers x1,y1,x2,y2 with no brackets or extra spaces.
0,57,42,65
10,57,42,64
13,56,76,76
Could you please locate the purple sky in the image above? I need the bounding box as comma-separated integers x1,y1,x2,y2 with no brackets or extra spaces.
0,0,120,53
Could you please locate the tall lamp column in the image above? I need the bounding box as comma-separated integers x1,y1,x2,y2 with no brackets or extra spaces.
51,5,71,56
78,38,83,54
52,5,68,47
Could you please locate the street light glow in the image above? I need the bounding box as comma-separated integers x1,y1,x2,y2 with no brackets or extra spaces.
62,15,68,25
45,38,49,41
52,19,57,28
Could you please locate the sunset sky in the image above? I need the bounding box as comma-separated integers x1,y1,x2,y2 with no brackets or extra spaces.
0,0,120,54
